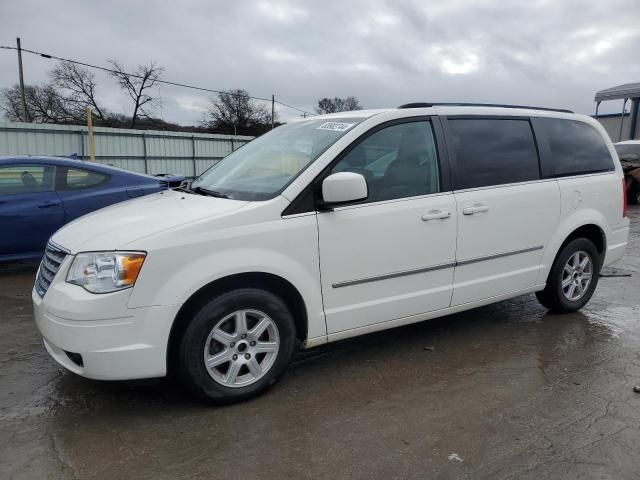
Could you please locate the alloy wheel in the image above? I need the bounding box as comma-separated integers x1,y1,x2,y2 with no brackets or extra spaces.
203,309,280,388
561,250,593,302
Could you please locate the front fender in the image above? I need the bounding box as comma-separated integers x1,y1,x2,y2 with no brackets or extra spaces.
127,216,326,340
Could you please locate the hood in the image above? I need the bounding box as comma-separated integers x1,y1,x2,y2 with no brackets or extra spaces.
52,189,248,252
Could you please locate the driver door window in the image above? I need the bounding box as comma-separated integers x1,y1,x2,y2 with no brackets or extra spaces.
332,121,440,202
0,164,55,195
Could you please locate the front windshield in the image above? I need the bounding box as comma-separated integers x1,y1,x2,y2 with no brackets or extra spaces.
191,118,365,200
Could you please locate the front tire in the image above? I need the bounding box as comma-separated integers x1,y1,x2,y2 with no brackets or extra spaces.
177,288,297,404
536,238,601,313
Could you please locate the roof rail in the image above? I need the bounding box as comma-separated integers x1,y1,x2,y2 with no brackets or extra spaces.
397,102,574,114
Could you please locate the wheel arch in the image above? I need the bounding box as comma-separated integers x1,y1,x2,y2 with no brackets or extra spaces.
538,221,607,286
166,272,308,375
557,224,606,258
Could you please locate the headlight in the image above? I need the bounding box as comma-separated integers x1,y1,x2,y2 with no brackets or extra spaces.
67,251,146,293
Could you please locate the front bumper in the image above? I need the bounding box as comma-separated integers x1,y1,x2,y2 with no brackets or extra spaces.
33,287,180,381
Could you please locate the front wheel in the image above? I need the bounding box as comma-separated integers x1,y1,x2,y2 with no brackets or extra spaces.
177,288,297,404
536,238,601,313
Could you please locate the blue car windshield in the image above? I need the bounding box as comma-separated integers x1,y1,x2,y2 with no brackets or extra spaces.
191,118,365,200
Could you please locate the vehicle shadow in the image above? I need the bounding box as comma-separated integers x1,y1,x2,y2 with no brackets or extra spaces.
0,261,39,275
47,292,614,413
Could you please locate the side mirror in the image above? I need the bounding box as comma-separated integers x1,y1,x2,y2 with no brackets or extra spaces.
321,172,368,206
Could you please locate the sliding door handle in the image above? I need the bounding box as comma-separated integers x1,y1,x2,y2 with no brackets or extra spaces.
462,204,489,215
421,210,451,221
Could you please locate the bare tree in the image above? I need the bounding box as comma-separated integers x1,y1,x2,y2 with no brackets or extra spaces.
1,84,71,123
316,96,363,114
0,85,26,121
50,61,107,122
201,89,273,135
108,60,164,128
27,84,71,123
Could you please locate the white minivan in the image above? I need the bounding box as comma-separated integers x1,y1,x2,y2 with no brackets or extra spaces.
33,104,630,403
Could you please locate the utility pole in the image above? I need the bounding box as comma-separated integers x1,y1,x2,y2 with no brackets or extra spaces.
16,37,30,123
271,94,275,130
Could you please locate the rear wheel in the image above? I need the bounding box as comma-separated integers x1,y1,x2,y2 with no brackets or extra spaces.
177,288,297,404
536,238,601,313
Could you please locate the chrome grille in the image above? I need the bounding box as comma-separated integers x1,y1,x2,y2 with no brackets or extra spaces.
35,243,68,298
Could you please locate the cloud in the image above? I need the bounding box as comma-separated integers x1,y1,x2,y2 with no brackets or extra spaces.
256,1,308,22
175,95,209,113
0,0,639,123
428,46,481,75
263,48,299,62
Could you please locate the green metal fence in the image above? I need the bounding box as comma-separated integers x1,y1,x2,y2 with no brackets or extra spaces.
0,121,254,177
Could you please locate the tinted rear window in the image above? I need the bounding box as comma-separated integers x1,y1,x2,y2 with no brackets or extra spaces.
448,118,540,190
535,118,614,176
614,143,640,162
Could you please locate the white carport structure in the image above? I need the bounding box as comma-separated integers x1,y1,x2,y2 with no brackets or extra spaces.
595,83,640,141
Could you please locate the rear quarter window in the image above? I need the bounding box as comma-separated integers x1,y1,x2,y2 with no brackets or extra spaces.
58,168,110,190
533,118,614,177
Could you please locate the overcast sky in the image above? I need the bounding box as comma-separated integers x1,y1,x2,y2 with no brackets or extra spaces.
1,0,639,125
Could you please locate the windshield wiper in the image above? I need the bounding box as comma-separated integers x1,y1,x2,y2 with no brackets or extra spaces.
191,186,231,199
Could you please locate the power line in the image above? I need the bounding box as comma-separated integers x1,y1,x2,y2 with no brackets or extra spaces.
0,45,313,115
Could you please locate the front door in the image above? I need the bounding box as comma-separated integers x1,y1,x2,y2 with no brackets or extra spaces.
0,163,64,260
317,119,457,334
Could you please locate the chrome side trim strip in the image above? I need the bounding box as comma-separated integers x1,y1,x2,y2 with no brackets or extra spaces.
332,245,544,288
456,245,544,266
332,262,456,289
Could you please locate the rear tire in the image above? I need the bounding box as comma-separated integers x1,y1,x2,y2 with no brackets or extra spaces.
628,180,640,205
177,288,297,404
536,238,601,313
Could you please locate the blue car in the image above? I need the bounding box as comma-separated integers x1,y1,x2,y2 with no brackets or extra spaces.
1,156,184,262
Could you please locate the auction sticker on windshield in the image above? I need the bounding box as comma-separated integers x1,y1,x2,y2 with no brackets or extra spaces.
317,122,355,132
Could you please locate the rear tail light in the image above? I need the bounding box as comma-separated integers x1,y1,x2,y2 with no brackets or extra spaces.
622,178,628,218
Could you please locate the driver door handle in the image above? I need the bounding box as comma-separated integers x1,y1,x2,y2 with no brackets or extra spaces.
462,204,489,215
37,201,61,209
421,210,451,221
